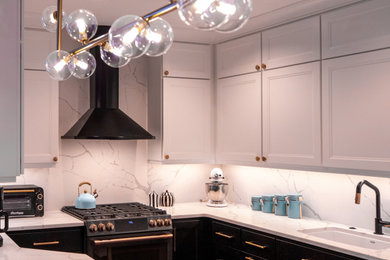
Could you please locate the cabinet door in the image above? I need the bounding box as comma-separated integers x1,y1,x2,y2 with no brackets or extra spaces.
263,62,321,166
262,17,320,69
0,0,22,179
322,0,390,59
163,42,211,79
217,33,261,78
24,29,56,70
163,78,211,162
24,70,59,167
241,229,276,260
173,219,201,260
322,49,390,171
216,73,262,165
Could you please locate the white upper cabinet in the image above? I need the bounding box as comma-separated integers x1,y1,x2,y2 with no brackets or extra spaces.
24,29,56,70
262,17,320,69
216,73,262,165
0,0,22,180
163,78,212,162
322,0,390,59
263,62,321,166
162,42,211,79
24,70,59,167
216,33,261,78
322,49,390,171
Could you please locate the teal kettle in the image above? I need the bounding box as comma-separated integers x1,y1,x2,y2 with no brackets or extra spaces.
75,182,98,209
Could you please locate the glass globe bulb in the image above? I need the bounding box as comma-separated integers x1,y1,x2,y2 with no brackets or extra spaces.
66,9,98,42
177,0,229,30
145,18,174,57
45,50,74,81
109,15,151,59
100,42,131,68
216,0,252,33
41,6,68,32
70,51,96,79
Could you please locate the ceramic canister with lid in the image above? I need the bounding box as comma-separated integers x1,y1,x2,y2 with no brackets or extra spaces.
251,195,262,211
160,190,175,207
260,195,274,213
286,194,303,219
273,195,288,216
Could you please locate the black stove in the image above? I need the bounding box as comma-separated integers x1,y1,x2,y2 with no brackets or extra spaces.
62,202,172,237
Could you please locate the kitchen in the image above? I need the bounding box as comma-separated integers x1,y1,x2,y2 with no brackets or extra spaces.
1,0,390,259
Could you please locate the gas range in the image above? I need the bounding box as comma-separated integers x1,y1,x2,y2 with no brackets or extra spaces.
62,202,172,237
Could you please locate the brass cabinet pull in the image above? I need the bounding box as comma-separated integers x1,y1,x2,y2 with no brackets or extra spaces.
215,232,233,239
164,154,170,160
301,258,311,260
245,241,267,249
245,257,255,260
255,65,261,71
261,64,267,70
33,241,60,246
164,70,169,76
94,233,173,245
262,156,267,162
53,156,58,162
255,156,261,162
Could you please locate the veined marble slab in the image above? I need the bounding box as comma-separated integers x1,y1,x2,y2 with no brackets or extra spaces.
162,202,390,260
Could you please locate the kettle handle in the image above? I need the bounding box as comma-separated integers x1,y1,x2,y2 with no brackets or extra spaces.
78,181,92,195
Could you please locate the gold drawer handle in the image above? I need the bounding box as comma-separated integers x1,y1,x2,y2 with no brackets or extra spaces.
245,257,255,260
301,259,311,260
245,240,267,249
33,241,60,246
215,232,233,239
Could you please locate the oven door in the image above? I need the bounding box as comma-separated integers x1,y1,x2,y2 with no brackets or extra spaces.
88,231,173,260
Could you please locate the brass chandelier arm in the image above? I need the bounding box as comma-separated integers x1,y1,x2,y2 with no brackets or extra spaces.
56,0,63,50
68,1,178,56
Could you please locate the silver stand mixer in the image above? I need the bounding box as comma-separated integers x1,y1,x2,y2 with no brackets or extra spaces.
205,168,228,207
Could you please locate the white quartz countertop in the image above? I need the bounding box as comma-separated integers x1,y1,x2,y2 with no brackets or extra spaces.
162,202,390,260
2,210,91,259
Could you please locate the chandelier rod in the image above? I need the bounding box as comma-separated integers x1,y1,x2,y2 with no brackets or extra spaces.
68,1,178,56
56,0,63,50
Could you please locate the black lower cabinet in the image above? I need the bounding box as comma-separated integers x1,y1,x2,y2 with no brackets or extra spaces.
7,227,84,253
173,218,213,260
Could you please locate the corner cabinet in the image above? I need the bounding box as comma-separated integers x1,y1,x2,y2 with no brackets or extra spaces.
23,28,59,168
148,43,213,163
0,0,23,180
322,49,390,171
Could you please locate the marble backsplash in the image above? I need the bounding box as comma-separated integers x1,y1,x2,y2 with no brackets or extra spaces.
222,165,390,232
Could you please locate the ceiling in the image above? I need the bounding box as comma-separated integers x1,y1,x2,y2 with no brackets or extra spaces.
25,0,363,44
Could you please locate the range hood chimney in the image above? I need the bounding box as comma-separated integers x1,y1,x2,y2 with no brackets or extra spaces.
62,26,155,140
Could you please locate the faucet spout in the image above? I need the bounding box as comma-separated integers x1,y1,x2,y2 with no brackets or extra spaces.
355,180,385,235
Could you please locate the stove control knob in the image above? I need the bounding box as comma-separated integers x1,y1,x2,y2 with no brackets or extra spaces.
156,219,164,227
149,219,157,227
106,222,114,231
98,223,106,232
89,224,98,232
164,219,172,226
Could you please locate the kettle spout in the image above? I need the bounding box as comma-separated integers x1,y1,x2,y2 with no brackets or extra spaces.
93,189,99,199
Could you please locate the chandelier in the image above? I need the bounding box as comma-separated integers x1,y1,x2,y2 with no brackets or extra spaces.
41,0,253,81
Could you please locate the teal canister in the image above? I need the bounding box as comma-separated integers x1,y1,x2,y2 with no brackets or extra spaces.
260,195,274,213
251,196,262,211
273,195,287,216
286,194,303,219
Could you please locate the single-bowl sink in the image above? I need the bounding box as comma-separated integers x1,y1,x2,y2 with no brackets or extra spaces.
299,227,390,250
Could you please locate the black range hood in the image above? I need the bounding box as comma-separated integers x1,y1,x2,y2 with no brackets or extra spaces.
62,26,155,140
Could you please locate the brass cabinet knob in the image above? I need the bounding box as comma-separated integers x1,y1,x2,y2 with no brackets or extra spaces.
262,156,267,162
261,64,267,70
255,65,261,71
164,155,170,160
53,156,58,162
255,156,261,162
164,70,169,76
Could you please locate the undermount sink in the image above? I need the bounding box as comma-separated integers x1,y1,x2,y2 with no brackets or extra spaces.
299,227,390,250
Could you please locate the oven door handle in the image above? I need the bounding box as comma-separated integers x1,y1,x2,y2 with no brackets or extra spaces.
93,233,173,246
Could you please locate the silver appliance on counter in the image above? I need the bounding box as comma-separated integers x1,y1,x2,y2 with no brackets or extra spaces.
62,202,173,260
205,168,228,207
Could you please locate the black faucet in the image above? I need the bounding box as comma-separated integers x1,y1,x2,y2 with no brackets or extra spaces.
355,180,390,235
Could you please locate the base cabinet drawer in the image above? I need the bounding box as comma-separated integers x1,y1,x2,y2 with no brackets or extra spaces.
213,221,241,249
241,229,275,260
215,245,240,260
7,227,84,253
